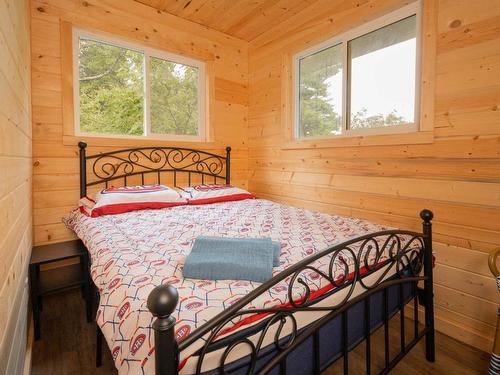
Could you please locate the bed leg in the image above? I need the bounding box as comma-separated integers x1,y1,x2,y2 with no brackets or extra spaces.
96,323,103,367
147,284,180,375
421,209,435,362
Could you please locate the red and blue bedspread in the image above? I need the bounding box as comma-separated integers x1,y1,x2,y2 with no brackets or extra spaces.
64,198,388,374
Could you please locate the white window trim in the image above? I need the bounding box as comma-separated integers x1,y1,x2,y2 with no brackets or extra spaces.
72,28,207,142
293,1,422,140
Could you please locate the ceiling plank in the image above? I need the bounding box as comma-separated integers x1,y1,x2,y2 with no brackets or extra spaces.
135,0,322,41
228,0,317,41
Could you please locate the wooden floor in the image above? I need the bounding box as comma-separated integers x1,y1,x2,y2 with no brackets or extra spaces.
32,290,490,374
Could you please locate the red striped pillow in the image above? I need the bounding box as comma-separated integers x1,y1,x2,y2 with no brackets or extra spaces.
79,185,187,217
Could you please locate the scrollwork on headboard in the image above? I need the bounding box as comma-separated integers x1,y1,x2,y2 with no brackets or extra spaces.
78,141,231,198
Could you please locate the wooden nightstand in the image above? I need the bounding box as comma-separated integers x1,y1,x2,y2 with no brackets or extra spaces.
29,240,92,340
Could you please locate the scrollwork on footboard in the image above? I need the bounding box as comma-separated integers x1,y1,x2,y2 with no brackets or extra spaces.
183,230,425,373
284,232,424,310
148,210,435,375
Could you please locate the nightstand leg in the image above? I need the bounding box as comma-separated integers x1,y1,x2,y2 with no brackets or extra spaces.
29,264,41,340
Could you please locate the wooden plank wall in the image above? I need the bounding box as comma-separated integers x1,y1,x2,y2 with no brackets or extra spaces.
247,0,500,352
0,0,32,364
30,0,249,245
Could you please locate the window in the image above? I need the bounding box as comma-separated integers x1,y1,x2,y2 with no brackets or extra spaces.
74,30,206,140
298,43,343,138
295,3,420,139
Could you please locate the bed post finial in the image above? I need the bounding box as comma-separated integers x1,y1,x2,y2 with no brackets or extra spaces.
147,284,179,375
225,146,231,185
420,209,433,223
420,209,435,363
79,141,87,198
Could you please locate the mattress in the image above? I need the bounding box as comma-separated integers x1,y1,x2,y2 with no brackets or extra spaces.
64,198,402,375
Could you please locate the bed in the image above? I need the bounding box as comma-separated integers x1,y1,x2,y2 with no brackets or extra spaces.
69,141,435,375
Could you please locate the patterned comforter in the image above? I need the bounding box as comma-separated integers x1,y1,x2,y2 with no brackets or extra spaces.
64,198,389,374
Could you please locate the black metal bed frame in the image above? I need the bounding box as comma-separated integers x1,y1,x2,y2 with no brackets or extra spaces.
78,141,435,375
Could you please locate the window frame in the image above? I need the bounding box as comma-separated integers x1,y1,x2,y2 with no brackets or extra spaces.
72,28,207,142
293,1,421,140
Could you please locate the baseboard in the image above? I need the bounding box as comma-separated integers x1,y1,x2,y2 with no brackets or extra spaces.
22,315,33,375
0,268,29,375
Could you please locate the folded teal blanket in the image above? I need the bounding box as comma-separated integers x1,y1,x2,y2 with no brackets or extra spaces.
183,236,281,283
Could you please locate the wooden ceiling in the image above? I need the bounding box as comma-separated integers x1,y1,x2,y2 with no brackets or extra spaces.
134,0,319,41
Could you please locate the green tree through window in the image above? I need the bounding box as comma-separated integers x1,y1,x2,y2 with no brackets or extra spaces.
79,39,144,135
150,57,198,136
77,35,202,138
298,44,342,137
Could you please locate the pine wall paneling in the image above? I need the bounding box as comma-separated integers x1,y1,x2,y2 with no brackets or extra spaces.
31,0,249,245
247,0,500,352
0,0,32,372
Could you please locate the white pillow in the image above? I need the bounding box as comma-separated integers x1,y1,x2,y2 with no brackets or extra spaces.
181,184,254,205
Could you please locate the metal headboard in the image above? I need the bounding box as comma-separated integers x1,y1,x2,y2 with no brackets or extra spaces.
78,141,231,198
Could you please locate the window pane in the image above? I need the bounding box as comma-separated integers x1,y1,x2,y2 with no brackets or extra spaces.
348,15,416,130
150,57,199,136
78,38,144,135
298,44,343,138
